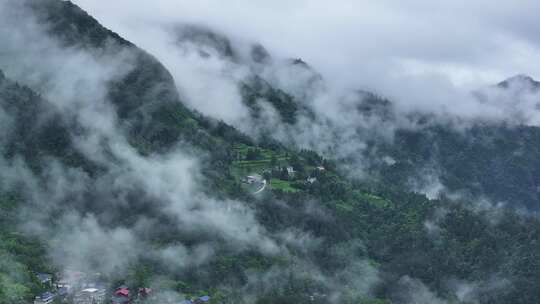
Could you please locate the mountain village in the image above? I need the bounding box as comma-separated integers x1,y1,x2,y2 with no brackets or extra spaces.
32,272,211,304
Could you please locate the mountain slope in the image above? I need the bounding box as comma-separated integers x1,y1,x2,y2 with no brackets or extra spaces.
372,122,540,208
5,1,540,304
164,21,540,210
26,0,212,153
0,72,62,303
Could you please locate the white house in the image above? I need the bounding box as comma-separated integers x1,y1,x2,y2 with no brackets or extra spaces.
74,288,106,304
34,292,55,304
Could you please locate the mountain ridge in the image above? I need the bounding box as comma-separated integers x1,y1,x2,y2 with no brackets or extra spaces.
497,74,540,90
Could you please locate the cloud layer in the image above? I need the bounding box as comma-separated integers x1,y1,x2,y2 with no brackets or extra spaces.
0,2,381,300
73,0,540,96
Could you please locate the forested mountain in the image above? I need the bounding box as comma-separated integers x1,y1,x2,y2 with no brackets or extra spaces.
2,1,540,304
166,18,540,211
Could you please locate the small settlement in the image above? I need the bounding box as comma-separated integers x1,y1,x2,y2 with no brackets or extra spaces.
233,144,329,194
179,295,211,304
31,271,207,304
32,146,329,304
33,271,109,304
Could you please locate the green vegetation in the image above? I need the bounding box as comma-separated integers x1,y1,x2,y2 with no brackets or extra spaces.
4,1,540,303
240,76,300,124
269,179,298,193
366,121,540,210
354,191,392,209
0,194,49,303
231,143,289,177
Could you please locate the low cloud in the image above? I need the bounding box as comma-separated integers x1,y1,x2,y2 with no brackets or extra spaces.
64,1,540,188
0,3,381,301
73,0,540,116
390,276,447,304
0,0,278,280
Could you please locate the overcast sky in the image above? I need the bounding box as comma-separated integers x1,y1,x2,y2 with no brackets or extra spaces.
72,0,540,102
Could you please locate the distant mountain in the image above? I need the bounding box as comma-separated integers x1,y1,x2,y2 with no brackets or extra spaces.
25,0,226,155
175,24,238,60
497,74,540,90
229,63,540,209
348,78,540,209
171,24,322,127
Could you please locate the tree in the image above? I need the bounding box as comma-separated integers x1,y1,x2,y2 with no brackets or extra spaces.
289,155,305,174
270,155,278,168
246,148,262,161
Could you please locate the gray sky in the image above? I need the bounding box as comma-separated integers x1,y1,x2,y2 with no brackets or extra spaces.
73,0,540,93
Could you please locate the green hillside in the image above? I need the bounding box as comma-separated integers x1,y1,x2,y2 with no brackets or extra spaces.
3,1,540,304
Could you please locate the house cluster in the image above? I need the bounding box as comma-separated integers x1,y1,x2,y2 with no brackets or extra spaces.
286,165,325,184
242,174,267,194
34,291,56,304
306,166,325,184
33,271,153,304
33,271,108,304
33,273,58,304
74,286,107,304
179,295,211,304
243,174,263,184
111,286,153,304
257,164,325,186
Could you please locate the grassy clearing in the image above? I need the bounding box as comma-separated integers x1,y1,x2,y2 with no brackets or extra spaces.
269,178,298,193
230,163,267,178
231,144,290,177
356,192,392,208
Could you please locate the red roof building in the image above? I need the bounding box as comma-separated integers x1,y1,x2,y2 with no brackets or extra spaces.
115,288,129,297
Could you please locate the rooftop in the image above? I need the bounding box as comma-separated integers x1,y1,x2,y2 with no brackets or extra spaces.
82,288,99,293
36,273,52,282
40,292,55,300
